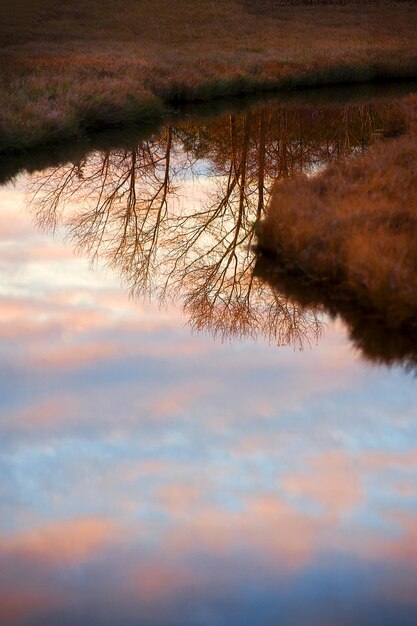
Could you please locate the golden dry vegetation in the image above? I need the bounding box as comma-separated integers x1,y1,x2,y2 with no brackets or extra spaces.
257,94,417,330
1,0,416,151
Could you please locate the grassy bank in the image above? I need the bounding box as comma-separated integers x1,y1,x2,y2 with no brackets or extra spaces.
1,0,417,152
256,94,417,331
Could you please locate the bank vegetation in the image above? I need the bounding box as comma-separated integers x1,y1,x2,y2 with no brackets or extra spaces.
257,94,417,331
1,0,417,152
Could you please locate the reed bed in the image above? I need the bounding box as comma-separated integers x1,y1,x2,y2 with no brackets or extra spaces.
1,0,416,152
257,94,417,329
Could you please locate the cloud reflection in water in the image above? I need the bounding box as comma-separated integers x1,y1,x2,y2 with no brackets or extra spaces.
0,97,417,625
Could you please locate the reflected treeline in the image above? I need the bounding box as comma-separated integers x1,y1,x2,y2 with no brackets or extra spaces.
28,98,407,354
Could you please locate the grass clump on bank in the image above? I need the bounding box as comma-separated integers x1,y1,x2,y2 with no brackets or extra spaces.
1,0,417,152
257,95,417,329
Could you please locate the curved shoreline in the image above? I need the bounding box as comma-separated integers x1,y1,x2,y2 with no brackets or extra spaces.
1,74,416,159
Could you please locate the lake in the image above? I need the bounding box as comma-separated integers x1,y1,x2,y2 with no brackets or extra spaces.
1,85,417,626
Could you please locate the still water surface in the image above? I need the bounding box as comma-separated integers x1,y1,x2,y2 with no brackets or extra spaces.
1,89,417,626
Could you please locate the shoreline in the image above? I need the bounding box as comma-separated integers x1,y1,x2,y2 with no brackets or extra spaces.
0,74,416,158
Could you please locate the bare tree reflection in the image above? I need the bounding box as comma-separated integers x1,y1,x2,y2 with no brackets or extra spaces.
28,99,402,351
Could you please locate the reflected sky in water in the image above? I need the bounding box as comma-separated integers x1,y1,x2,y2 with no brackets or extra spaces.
1,95,417,626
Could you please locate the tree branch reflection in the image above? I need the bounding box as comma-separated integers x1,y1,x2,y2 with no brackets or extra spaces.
28,99,401,350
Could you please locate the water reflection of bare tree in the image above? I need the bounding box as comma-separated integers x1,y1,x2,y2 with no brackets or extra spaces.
32,129,179,294
28,100,400,349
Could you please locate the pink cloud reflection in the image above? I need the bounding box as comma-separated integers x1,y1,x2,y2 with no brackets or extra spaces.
0,517,118,566
281,451,363,519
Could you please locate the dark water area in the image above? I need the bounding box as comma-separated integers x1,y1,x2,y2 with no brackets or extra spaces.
0,85,417,626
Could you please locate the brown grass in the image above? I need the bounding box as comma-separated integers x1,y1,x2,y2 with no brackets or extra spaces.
0,0,416,152
257,94,417,329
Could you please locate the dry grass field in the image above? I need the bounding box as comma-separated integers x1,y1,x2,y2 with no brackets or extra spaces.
257,94,417,330
0,0,416,151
